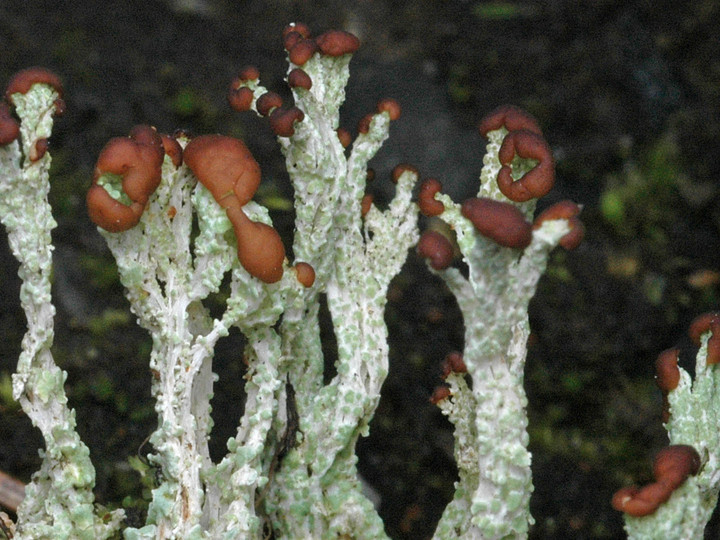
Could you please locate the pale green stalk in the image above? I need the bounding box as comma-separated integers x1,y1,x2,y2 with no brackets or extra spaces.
0,83,124,539
4,25,687,540
429,128,571,539
233,47,418,539
623,329,720,540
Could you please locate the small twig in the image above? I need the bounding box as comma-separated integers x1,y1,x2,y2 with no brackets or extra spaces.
255,377,302,511
0,471,24,514
0,516,12,540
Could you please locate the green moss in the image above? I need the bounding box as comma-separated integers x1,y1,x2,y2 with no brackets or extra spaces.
600,132,681,243
0,371,20,412
472,2,524,19
88,309,131,336
171,88,202,117
600,190,625,228
79,253,122,290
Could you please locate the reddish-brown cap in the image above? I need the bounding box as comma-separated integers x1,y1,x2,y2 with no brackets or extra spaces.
283,22,311,41
0,103,19,145
497,130,555,202
161,134,183,168
237,66,260,82
316,30,360,56
612,444,701,517
689,312,720,346
418,178,445,217
478,104,542,137
461,197,532,249
88,126,164,232
226,206,285,283
92,137,137,185
654,445,701,490
29,138,49,162
128,125,164,153
336,127,352,148
184,134,285,283
256,92,284,116
293,261,315,287
87,184,145,232
183,134,261,209
655,348,680,393
289,39,319,66
429,385,451,405
533,200,580,222
127,126,166,197
5,67,63,103
357,113,374,134
376,98,401,121
441,351,467,379
269,107,305,137
288,68,312,90
417,230,454,270
361,193,374,217
283,31,304,52
228,86,254,112
533,200,584,250
392,163,419,184
52,98,66,117
611,484,671,518
655,347,680,424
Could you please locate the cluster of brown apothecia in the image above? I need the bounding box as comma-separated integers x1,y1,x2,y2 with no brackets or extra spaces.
416,105,584,271
85,22,406,287
0,67,64,158
611,312,719,517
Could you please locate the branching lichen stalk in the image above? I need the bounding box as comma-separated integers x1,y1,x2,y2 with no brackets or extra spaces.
1,25,594,540
622,326,720,539
427,127,571,539
0,83,124,539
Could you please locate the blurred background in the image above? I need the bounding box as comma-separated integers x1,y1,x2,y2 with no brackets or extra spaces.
1,1,719,538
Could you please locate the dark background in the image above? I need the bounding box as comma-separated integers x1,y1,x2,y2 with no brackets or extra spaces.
1,1,719,538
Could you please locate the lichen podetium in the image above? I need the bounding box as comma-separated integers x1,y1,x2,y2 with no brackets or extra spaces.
1,24,614,540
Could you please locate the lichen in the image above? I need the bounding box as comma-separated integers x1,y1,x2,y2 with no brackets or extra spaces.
622,325,720,539
2,24,589,540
